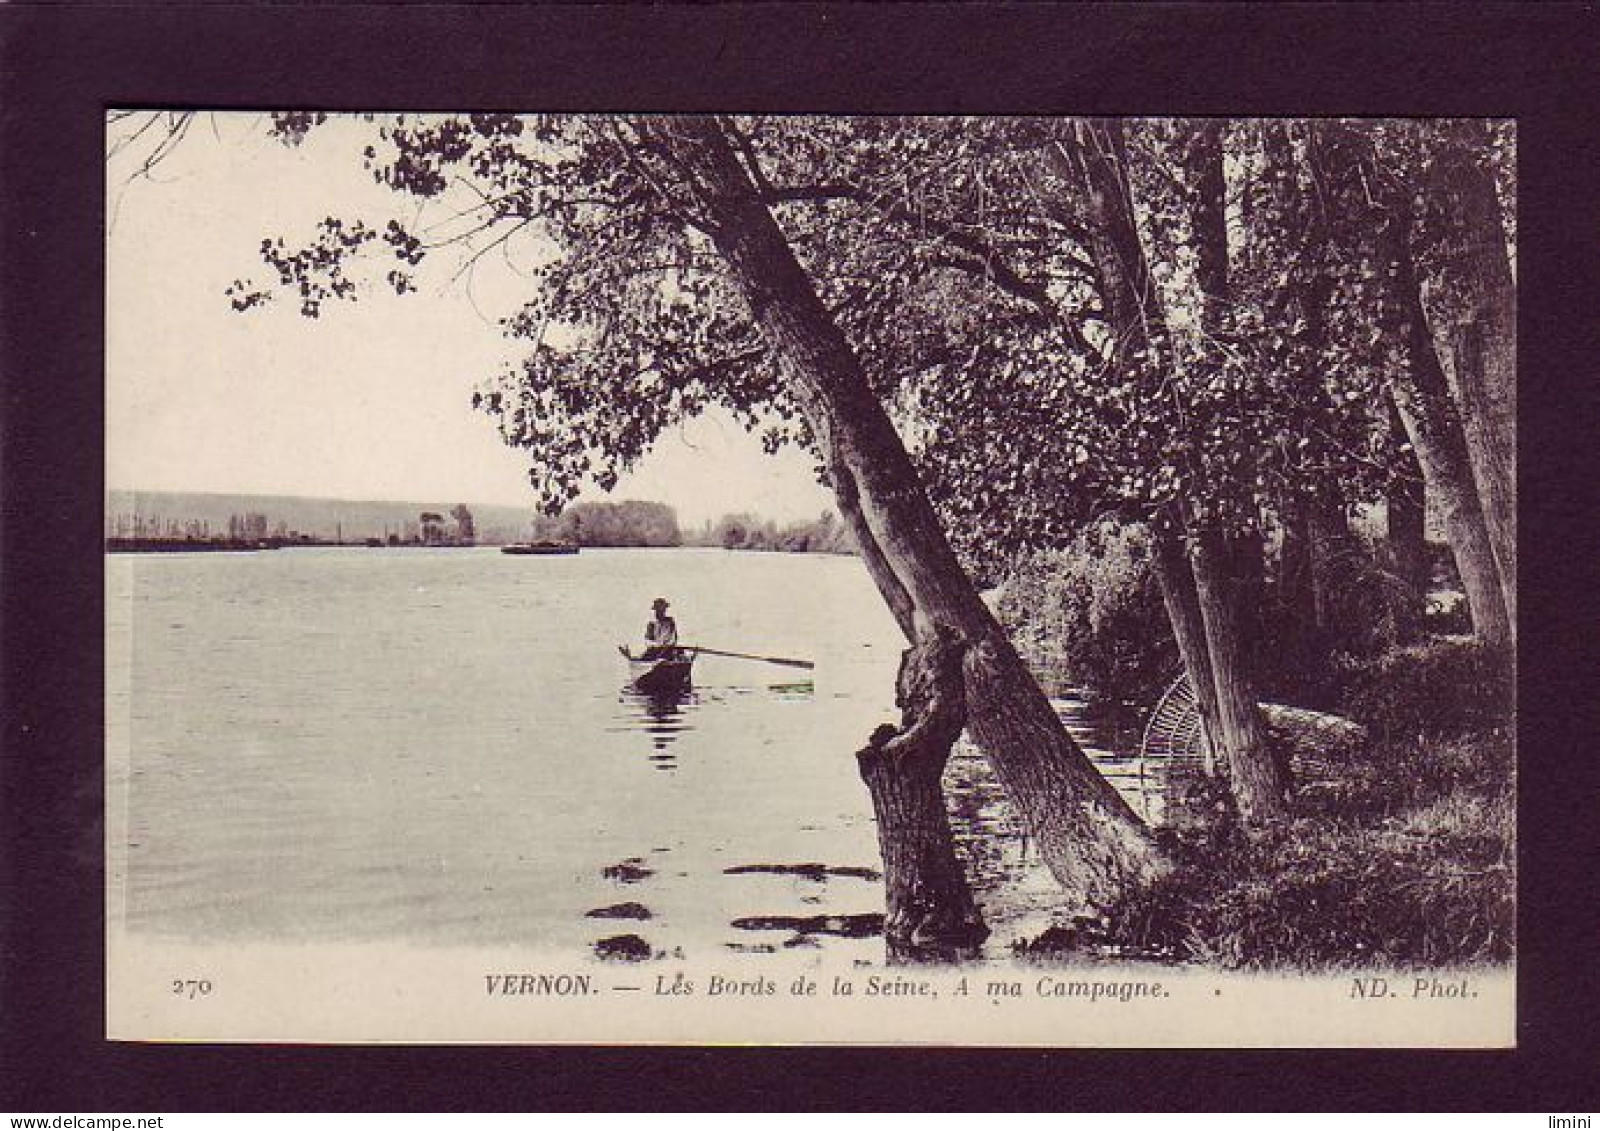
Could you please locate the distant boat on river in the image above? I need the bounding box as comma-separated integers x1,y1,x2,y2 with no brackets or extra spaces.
501,541,580,556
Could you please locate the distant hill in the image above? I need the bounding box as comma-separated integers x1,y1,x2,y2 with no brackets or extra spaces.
106,489,537,544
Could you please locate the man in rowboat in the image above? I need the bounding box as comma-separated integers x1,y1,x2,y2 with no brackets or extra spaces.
640,597,680,661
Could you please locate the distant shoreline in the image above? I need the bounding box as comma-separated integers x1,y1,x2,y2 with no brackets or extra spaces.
104,538,856,556
106,537,280,554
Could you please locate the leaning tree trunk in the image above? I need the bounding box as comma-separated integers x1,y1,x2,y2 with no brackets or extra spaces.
857,628,988,962
1189,527,1292,824
1383,209,1513,649
1390,376,1510,648
639,115,1168,909
1415,122,1517,638
1150,522,1221,775
831,462,916,639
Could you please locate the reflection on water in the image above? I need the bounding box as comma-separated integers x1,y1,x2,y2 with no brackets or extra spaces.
730,912,886,948
594,934,655,962
723,862,881,882
938,677,1201,944
615,685,699,769
600,857,655,884
587,901,652,921
611,680,816,773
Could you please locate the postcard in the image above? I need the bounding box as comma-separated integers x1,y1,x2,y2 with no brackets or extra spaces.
105,111,1515,1046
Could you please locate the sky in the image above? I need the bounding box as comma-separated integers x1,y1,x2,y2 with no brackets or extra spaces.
104,113,832,527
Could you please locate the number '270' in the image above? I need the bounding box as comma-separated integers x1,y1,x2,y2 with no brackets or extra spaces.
171,979,212,999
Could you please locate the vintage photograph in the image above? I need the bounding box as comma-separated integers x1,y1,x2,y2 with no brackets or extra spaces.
104,112,1515,1045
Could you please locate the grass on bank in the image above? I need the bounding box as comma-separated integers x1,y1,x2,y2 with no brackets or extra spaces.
1015,639,1515,970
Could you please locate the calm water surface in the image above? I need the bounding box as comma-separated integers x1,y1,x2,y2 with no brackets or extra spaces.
106,547,1162,963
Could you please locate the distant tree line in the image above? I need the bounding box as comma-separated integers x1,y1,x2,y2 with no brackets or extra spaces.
525,500,853,552
529,500,681,547
692,511,856,554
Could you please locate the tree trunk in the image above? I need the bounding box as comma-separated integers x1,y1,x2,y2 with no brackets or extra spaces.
1046,120,1165,342
1150,523,1221,775
1189,528,1292,824
1264,122,1360,661
856,628,988,962
641,116,1168,908
1383,207,1513,648
831,463,916,639
1415,122,1517,637
1174,119,1288,821
1384,399,1429,645
1184,119,1230,333
1231,530,1268,661
1390,384,1510,647
1064,118,1289,825
844,462,985,959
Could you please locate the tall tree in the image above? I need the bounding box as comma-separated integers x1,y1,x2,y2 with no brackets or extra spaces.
1381,226,1512,647
1156,119,1290,821
1234,121,1386,656
1409,120,1517,638
1312,120,1514,648
1050,118,1291,824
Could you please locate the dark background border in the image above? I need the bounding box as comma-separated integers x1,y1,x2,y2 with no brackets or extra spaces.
3,1,1596,1112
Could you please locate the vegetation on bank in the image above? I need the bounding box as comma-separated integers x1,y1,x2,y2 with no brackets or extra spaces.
522,501,857,554
997,520,1488,709
992,519,1513,970
1002,583,1514,969
997,525,1175,704
528,500,681,547
1019,729,1513,969
690,511,856,555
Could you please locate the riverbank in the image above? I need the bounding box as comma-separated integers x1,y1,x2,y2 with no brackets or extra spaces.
107,537,495,553
106,536,281,553
1013,638,1515,970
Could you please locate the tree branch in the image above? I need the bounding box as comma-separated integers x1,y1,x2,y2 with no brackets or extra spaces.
759,179,1083,332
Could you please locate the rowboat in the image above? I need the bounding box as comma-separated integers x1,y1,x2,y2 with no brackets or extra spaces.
618,646,695,695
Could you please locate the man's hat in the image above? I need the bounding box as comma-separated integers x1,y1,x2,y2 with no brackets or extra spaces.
652,597,670,610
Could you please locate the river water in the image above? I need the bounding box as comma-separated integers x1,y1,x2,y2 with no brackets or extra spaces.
106,547,1163,964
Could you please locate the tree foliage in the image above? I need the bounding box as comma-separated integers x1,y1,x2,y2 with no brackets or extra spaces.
698,510,855,554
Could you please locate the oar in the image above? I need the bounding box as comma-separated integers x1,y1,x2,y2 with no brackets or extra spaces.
685,645,815,670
